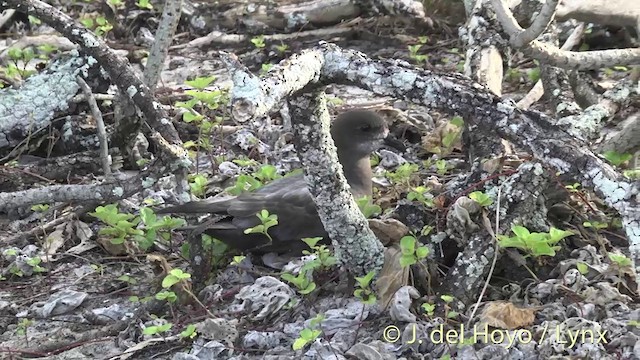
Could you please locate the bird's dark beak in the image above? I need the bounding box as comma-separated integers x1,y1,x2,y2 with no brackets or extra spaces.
383,132,406,152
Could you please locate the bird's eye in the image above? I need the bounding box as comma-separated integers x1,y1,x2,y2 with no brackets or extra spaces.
360,125,372,132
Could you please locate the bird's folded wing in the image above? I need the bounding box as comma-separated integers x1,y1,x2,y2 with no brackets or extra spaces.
226,180,327,243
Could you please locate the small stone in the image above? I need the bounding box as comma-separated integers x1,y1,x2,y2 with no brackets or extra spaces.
379,149,407,168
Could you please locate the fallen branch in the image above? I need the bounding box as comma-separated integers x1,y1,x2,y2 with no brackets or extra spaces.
0,172,145,212
1,0,188,164
76,76,111,176
491,0,640,70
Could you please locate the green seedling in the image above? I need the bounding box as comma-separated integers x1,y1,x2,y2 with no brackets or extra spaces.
603,150,633,167
244,210,278,246
356,196,382,218
468,191,493,207
497,225,573,258
407,186,434,208
354,270,377,305
399,235,430,267
293,314,324,350
251,35,266,48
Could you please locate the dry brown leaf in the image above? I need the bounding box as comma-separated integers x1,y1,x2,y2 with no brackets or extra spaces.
424,176,443,192
375,245,410,310
479,301,537,329
376,193,398,209
67,220,97,255
480,157,504,174
96,236,127,255
433,195,447,209
74,220,94,242
42,224,66,260
368,218,409,246
421,120,462,154
147,254,172,275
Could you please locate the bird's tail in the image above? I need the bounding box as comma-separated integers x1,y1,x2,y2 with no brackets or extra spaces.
155,197,233,214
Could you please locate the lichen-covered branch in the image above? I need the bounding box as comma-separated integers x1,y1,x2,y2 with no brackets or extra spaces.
555,0,640,29
220,0,360,31
458,2,506,96
534,24,582,119
368,0,433,27
0,54,90,151
490,0,640,70
490,0,558,48
217,0,431,32
142,0,182,91
0,173,147,212
557,79,636,141
596,113,640,154
76,76,111,176
287,90,385,276
222,50,325,123
443,162,552,305
0,0,188,163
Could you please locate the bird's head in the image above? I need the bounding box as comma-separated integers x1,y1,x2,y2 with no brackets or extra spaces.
331,110,389,158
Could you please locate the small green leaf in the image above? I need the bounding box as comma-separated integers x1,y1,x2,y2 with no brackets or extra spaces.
440,294,454,303
185,76,216,90
511,225,530,239
400,235,416,254
292,338,308,350
416,246,429,259
399,255,416,267
302,237,323,248
603,150,633,166
576,262,588,275
421,302,436,314
354,270,376,287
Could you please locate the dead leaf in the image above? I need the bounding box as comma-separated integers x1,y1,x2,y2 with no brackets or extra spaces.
111,335,180,359
421,119,462,155
147,254,172,275
447,196,480,233
479,301,536,329
424,176,443,192
42,224,66,259
376,193,398,209
67,220,97,254
433,195,447,209
368,219,409,246
75,220,94,242
480,157,504,174
96,236,127,255
375,245,410,310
